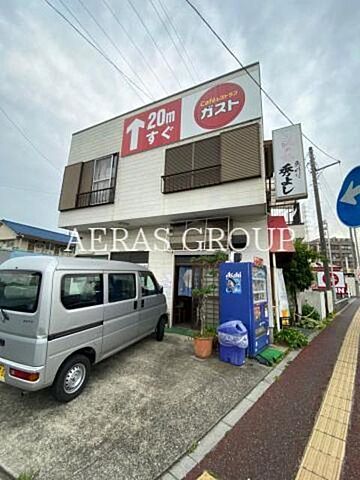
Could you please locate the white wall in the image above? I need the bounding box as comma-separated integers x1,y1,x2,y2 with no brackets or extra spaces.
0,223,17,241
297,290,333,320
59,66,266,230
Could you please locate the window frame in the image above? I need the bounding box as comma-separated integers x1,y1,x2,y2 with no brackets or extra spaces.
61,273,104,311
139,271,160,298
0,270,42,314
92,155,114,192
107,272,137,304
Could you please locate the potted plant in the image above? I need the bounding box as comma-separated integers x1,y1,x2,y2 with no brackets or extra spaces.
191,251,227,359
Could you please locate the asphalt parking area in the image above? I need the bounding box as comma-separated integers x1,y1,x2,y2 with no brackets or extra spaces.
0,334,268,480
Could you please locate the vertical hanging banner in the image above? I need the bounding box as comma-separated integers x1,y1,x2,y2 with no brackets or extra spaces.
272,124,308,201
121,63,262,157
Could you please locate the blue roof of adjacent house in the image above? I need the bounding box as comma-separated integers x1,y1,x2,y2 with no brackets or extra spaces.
1,219,72,245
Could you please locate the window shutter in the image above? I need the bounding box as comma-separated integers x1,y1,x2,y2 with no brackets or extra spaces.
164,143,193,192
220,123,261,182
58,163,82,211
78,160,94,194
193,136,220,187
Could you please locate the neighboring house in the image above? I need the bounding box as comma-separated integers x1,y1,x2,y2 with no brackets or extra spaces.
309,237,355,273
58,63,298,327
0,219,74,256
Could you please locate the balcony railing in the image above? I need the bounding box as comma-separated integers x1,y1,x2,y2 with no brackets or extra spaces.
76,187,115,208
162,165,221,194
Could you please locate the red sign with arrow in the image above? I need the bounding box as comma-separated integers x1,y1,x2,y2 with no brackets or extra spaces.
121,99,181,157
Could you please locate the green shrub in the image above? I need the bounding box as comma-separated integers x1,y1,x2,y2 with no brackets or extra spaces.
275,328,308,349
301,303,320,322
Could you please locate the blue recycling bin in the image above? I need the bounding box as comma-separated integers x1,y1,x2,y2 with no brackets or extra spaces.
217,320,248,366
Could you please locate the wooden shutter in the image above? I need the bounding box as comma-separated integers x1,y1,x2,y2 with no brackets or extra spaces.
164,143,193,192
58,163,82,211
193,136,221,188
78,160,94,194
220,123,261,182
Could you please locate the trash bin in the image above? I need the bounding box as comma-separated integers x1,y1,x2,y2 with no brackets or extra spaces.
217,320,248,366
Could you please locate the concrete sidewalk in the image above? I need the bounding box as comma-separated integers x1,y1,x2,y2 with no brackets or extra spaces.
182,300,359,480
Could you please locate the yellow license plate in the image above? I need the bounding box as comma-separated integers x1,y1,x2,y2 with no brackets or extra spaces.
0,364,5,382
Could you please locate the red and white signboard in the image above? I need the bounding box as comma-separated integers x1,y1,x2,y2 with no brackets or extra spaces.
121,99,181,157
316,271,345,289
121,64,261,157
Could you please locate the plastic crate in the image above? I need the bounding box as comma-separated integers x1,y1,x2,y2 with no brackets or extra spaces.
219,344,246,366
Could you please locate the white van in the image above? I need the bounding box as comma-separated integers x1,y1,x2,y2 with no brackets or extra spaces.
0,256,168,402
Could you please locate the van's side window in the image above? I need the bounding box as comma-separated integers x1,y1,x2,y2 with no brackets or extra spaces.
61,274,103,310
140,272,159,297
108,273,136,303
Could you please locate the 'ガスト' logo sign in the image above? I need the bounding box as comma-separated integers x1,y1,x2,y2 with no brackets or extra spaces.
193,82,245,130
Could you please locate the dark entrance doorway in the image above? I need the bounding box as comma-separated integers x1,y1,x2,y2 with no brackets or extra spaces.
173,255,219,329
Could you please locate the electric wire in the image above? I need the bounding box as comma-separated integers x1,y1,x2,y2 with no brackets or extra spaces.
101,0,168,95
44,0,151,103
0,105,62,174
126,0,182,89
157,0,201,81
148,0,197,83
184,0,342,164
58,0,103,51
77,0,154,100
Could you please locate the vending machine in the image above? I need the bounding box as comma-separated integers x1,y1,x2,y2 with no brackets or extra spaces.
219,262,270,357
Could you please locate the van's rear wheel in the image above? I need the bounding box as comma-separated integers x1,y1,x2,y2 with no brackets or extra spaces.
155,316,166,341
51,354,91,403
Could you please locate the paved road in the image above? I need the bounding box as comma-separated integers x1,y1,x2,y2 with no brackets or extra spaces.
185,300,360,480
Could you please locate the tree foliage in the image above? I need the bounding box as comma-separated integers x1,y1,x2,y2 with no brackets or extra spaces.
283,239,318,300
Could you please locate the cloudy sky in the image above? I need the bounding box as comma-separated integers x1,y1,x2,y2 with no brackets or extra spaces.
0,0,359,241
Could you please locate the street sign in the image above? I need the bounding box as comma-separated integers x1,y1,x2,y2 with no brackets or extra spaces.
337,166,360,227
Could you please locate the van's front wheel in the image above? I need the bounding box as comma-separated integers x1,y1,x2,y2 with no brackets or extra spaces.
51,354,91,403
155,316,166,341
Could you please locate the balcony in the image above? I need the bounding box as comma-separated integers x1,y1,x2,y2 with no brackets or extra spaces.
76,187,115,208
162,165,221,194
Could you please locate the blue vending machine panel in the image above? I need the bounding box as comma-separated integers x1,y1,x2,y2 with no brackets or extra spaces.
219,262,270,357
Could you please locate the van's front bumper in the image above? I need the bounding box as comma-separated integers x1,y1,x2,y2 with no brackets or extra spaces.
0,356,46,392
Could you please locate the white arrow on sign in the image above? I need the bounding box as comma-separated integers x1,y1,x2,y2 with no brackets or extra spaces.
126,118,145,151
340,180,360,206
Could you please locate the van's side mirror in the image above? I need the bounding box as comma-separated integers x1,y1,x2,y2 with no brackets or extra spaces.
159,285,164,294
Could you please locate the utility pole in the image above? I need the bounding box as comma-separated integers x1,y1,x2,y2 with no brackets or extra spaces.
323,220,336,304
309,147,332,315
349,228,360,296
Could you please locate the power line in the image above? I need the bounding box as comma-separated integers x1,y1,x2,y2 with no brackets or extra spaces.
149,0,196,83
77,0,154,100
101,0,168,95
126,0,182,90
44,0,151,102
58,0,103,52
0,104,62,174
184,0,342,164
157,0,200,81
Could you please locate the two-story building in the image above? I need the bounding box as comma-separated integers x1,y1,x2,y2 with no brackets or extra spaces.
58,63,275,328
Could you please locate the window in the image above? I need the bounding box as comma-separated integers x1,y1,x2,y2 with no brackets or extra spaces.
108,273,136,303
0,270,41,313
93,156,113,191
61,274,103,310
140,272,159,297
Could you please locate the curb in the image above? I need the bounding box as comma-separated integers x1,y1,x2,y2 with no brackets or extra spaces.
159,301,354,480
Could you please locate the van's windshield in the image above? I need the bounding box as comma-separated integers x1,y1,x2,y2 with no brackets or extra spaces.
0,270,41,313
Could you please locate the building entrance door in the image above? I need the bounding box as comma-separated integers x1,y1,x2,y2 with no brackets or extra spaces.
173,255,219,329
